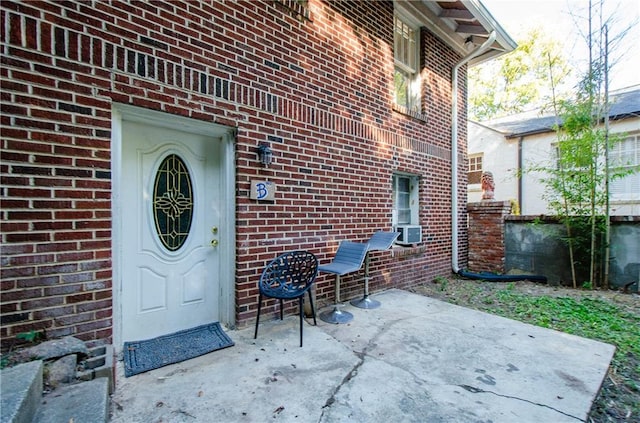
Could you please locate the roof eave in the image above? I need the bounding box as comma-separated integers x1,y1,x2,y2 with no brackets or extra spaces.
504,112,640,139
462,0,517,65
395,0,516,66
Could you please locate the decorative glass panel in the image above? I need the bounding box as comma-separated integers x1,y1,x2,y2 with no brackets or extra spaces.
153,154,194,251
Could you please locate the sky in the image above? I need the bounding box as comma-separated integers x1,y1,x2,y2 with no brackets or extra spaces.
481,0,640,92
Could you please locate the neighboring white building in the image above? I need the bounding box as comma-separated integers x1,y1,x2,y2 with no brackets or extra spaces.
468,86,640,216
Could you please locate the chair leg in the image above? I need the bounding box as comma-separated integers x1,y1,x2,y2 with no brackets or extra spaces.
319,274,354,324
279,298,284,320
299,296,304,347
308,290,317,325
254,293,263,339
350,253,381,309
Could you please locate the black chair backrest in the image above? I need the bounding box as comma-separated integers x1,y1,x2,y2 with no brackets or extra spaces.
259,251,318,298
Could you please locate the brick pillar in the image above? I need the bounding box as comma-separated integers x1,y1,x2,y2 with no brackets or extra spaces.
466,201,512,273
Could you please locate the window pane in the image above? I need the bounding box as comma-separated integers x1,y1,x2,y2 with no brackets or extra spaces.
394,69,409,107
394,17,416,71
468,154,483,184
469,155,483,172
398,176,410,223
394,15,420,111
393,174,418,226
611,134,640,197
468,171,482,184
394,24,402,60
398,192,410,208
394,17,403,62
398,209,411,224
398,177,410,193
407,34,415,70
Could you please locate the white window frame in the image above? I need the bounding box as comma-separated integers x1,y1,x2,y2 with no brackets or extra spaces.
392,173,419,226
610,132,640,201
394,14,421,112
468,153,483,185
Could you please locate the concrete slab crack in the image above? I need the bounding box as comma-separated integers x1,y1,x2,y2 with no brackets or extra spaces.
458,384,583,421
318,350,365,422
318,318,406,422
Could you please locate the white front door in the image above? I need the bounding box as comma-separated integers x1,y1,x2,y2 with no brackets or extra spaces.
120,119,224,342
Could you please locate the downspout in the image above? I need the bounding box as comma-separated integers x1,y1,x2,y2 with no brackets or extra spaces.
451,31,496,273
518,136,523,211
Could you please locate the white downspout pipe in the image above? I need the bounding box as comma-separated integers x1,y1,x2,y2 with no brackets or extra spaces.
451,31,496,273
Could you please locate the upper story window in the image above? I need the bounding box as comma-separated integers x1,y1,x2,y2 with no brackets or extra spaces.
468,154,483,184
394,15,421,113
553,133,639,201
552,142,588,172
610,133,640,200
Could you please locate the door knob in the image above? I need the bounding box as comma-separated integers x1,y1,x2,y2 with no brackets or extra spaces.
210,239,219,247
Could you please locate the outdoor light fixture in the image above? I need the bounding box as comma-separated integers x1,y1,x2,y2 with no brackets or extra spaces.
256,144,273,167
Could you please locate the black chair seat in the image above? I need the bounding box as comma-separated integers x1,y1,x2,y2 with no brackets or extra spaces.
254,250,318,347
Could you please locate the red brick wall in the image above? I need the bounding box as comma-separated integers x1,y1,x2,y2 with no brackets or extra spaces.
467,201,512,273
1,0,469,348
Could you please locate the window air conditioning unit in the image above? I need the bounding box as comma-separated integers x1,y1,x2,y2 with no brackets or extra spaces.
395,225,422,245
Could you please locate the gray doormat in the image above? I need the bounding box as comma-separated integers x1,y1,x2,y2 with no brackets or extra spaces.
123,322,234,377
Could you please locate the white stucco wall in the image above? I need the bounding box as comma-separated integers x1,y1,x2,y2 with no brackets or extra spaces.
467,122,519,204
520,131,555,215
468,118,640,216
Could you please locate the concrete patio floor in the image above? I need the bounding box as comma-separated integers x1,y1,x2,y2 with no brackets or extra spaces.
109,289,615,423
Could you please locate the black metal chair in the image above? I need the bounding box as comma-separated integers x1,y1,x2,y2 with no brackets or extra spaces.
254,250,318,347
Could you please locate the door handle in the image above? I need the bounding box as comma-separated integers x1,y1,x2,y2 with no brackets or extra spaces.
210,239,219,247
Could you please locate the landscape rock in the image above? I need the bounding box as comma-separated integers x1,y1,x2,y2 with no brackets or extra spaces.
20,336,89,361
46,354,78,387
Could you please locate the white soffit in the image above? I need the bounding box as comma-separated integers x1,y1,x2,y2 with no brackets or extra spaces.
395,0,517,65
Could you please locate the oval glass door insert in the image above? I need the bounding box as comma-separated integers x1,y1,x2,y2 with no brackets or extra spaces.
153,154,194,251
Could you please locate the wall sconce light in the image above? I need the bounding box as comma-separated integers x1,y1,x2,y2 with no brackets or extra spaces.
256,144,273,167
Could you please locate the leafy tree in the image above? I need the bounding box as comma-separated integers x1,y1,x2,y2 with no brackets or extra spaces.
539,95,636,288
468,27,571,121
531,1,637,289
540,99,608,288
472,2,636,288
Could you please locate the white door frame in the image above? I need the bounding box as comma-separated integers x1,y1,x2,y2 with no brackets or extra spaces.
111,104,236,350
